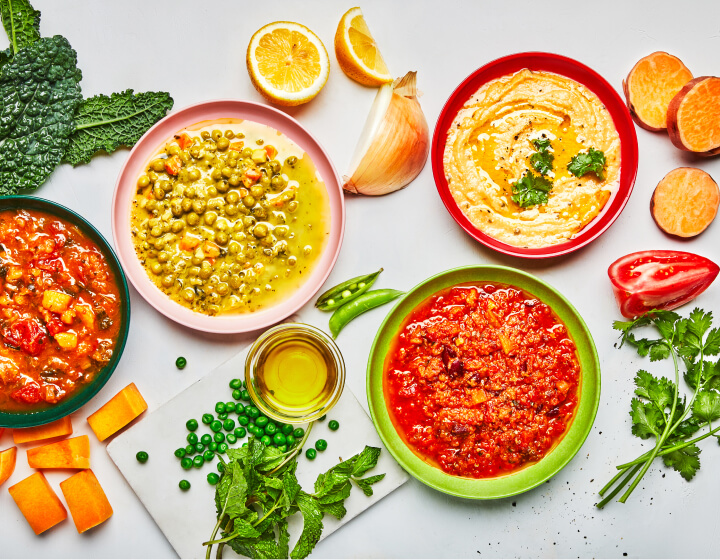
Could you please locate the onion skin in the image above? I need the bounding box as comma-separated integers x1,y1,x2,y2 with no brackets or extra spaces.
344,71,429,195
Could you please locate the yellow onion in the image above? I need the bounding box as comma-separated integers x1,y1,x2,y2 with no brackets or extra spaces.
343,71,429,195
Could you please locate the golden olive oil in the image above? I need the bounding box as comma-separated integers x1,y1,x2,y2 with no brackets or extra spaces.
254,332,338,415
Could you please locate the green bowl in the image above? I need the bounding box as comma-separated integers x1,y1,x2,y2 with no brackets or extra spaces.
367,265,600,499
0,196,131,428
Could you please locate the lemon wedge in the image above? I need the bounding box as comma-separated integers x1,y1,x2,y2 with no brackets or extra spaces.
247,21,330,106
335,7,392,87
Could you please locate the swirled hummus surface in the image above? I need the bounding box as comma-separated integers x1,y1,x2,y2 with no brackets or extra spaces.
443,69,621,248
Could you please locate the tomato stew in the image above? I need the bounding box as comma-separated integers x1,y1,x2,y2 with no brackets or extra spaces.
384,283,580,478
0,209,123,412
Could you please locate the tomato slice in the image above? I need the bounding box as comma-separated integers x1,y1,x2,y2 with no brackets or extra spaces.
608,250,719,318
1,318,48,356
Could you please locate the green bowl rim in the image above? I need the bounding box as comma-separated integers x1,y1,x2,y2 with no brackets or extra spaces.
0,195,131,428
366,264,601,499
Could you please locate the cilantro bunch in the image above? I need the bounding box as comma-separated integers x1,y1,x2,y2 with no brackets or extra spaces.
0,0,173,194
204,434,385,559
597,308,720,508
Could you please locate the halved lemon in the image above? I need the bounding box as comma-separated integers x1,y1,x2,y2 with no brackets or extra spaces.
335,7,392,87
247,21,330,106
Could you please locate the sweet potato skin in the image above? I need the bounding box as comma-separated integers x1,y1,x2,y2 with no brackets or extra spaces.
651,167,719,237
668,76,720,156
623,52,693,132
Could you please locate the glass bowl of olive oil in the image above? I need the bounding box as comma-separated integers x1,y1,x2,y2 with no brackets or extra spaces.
245,323,345,424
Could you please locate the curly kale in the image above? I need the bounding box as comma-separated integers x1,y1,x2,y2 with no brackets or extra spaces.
1,0,40,54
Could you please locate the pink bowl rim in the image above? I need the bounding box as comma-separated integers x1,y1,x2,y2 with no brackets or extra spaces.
431,51,639,259
111,99,345,334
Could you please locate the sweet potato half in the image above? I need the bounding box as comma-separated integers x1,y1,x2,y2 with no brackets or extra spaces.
651,167,719,237
668,76,720,155
623,51,693,131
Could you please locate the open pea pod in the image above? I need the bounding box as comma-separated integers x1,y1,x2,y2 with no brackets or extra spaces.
315,268,383,311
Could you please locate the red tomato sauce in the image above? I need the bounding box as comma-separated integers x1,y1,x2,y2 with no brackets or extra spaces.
384,284,580,478
0,209,122,412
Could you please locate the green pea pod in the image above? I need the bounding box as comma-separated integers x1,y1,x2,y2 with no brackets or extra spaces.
315,268,383,311
329,289,404,337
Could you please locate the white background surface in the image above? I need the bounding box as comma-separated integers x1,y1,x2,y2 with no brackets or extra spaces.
2,0,720,558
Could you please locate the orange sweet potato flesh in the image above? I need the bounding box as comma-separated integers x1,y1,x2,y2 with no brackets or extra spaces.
27,435,90,469
13,416,73,444
0,446,17,486
651,167,719,237
623,52,693,132
668,76,720,155
60,469,113,533
87,383,147,442
8,472,67,534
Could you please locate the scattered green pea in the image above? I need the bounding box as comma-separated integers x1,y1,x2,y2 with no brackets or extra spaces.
234,427,247,438
207,472,220,485
260,435,272,446
185,444,195,455
264,423,277,435
273,433,286,446
217,462,225,473
238,415,250,426
278,445,287,452
209,442,218,452
319,415,327,421
225,402,236,413
281,424,293,436
215,402,226,414
232,389,243,400
217,412,228,421
240,390,250,401
176,357,187,369
255,416,268,428
195,443,205,454
315,439,328,452
328,420,340,431
203,450,215,462
186,433,198,445
202,413,214,425
223,418,236,432
179,479,191,490
136,451,149,463
229,378,242,390
174,448,186,458
210,420,223,433
293,428,305,439
192,455,204,468
214,432,225,443
227,434,237,444
186,419,198,432
201,434,213,445
306,448,317,460
246,406,260,419
180,457,192,470
285,434,296,447
235,404,245,415
217,443,228,454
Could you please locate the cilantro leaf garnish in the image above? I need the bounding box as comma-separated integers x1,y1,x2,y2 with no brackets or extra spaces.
567,147,606,180
511,171,552,207
598,308,720,508
530,137,554,175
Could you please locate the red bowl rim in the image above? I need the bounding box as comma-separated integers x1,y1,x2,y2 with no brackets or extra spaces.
431,51,639,259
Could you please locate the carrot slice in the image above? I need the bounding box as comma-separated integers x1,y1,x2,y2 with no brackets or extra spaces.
668,76,720,154
651,167,719,237
623,52,693,132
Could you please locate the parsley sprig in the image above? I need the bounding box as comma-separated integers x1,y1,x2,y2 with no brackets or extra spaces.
204,429,385,558
598,308,720,508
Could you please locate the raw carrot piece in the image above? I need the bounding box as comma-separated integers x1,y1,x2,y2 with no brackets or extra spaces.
60,469,113,533
13,416,73,444
26,435,90,469
8,472,67,534
651,167,719,237
623,52,693,131
87,383,147,441
0,446,17,486
668,76,720,155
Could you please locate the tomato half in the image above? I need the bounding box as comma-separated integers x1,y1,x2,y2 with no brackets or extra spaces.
608,250,719,318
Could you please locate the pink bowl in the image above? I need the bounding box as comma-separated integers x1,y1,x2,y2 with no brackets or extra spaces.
112,99,345,333
432,52,638,259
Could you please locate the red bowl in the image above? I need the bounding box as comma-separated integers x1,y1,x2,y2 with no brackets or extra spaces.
432,52,638,259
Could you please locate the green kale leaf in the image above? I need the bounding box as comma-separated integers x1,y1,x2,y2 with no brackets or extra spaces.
0,34,82,194
511,171,552,207
567,147,606,180
63,89,173,166
0,0,40,55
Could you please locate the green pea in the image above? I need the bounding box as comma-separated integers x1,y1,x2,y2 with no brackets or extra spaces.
260,435,272,446
185,444,195,455
250,425,263,438
315,439,328,452
202,413,214,425
217,412,228,420
217,462,225,473
234,427,247,438
210,420,223,433
214,432,225,443
193,455,204,468
281,424,294,436
328,420,340,431
203,450,215,462
187,433,198,445
209,442,218,452
285,434,296,447
207,472,220,486
186,419,199,432
293,428,305,439
229,378,242,390
319,415,327,421
201,434,213,445
234,404,245,415
232,389,243,401
136,451,149,463
215,402,226,414
238,415,250,426
227,434,237,444
179,479,191,490
246,406,260,419
241,390,250,401
305,448,317,460
264,423,277,435
218,443,228,454
314,268,383,311
195,443,205,454
225,402,236,413
176,356,187,369
255,416,268,428
180,458,192,470
223,419,236,432
174,448,186,458
272,433,286,446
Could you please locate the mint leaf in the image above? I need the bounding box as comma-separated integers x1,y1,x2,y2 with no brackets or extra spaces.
0,0,40,55
662,444,701,481
353,474,386,496
351,446,382,477
692,390,720,423
318,501,346,520
567,147,606,180
317,481,351,505
630,398,664,439
63,89,173,166
511,171,552,207
290,492,323,560
0,35,82,194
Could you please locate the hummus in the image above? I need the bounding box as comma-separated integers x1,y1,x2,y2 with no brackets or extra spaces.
443,69,621,248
